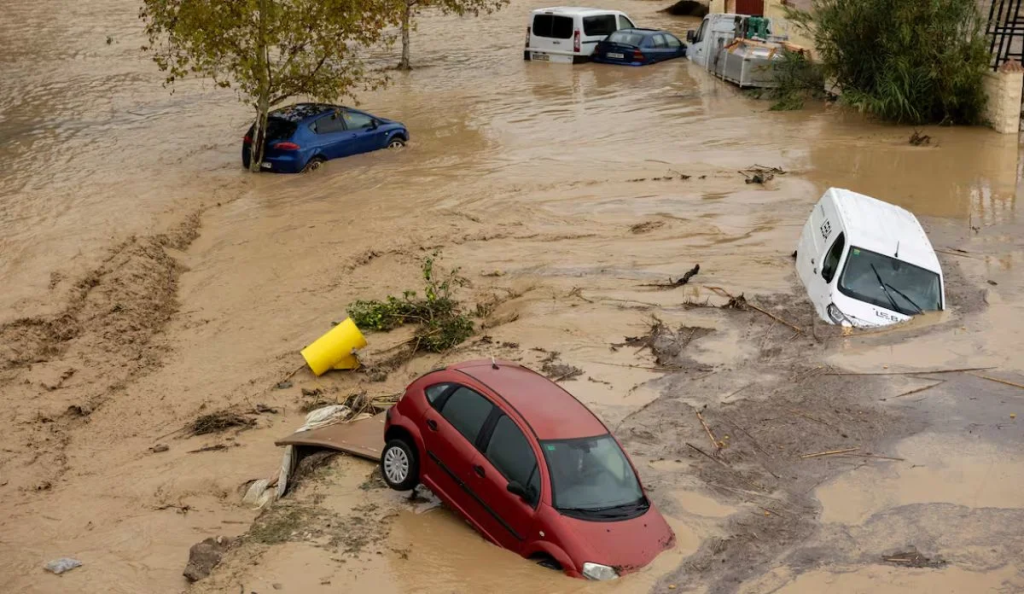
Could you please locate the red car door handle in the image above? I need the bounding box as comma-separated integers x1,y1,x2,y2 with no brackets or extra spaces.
426,419,438,431
473,465,485,477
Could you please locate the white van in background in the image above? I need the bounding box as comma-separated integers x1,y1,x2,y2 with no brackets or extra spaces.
796,188,945,328
524,7,637,63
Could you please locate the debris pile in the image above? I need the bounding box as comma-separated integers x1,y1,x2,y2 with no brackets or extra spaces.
613,317,713,368
188,410,256,436
347,253,474,354
539,350,584,382
739,165,786,185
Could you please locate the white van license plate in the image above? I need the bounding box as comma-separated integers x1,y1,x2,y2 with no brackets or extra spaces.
531,52,549,61
608,52,624,59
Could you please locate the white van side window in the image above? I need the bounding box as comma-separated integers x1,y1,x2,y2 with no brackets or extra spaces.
533,14,573,39
618,15,635,29
821,233,845,283
583,14,617,36
694,19,708,42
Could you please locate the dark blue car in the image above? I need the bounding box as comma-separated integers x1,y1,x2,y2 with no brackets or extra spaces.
242,103,409,173
592,29,687,66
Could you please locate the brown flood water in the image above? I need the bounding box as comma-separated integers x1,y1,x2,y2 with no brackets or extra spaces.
2,0,1024,592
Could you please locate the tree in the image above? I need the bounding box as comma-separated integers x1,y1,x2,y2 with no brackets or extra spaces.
140,0,399,172
805,0,990,124
395,0,508,70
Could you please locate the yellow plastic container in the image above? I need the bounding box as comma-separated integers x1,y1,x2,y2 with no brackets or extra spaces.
301,318,368,376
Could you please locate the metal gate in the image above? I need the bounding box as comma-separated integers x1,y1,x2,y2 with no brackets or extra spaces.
986,0,1024,70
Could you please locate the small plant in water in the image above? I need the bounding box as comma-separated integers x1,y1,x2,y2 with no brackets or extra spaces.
347,253,474,353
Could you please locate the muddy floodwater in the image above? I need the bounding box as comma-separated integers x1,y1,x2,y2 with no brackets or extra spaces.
2,0,1024,592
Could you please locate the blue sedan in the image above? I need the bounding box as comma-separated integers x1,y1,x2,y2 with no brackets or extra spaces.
242,103,409,173
592,29,687,66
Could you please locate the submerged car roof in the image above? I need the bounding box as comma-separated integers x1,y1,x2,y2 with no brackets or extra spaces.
532,6,627,15
615,28,671,35
270,103,341,123
451,361,608,440
827,188,942,274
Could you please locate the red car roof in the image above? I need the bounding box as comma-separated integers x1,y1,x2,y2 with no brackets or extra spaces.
451,360,608,440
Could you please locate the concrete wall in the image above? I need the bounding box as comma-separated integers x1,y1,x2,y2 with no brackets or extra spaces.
982,64,1024,134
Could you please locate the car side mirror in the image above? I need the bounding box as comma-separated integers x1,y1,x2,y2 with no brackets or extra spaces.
370,119,379,130
686,30,696,43
507,481,530,501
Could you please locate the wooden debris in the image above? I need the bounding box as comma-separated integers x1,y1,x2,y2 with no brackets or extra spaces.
909,130,931,146
686,442,729,468
841,452,905,462
800,447,859,459
696,409,722,452
969,372,1024,391
826,366,995,376
705,286,804,334
638,264,700,289
891,380,945,399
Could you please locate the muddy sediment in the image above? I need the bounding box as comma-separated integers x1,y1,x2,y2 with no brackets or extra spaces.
0,211,203,492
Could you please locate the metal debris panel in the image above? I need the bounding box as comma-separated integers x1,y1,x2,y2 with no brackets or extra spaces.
275,412,386,462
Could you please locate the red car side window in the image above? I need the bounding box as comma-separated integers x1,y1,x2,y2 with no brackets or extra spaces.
438,387,494,445
484,415,540,505
424,383,451,407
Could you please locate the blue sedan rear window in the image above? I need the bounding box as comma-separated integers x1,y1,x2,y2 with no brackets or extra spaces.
266,119,297,141
607,31,644,46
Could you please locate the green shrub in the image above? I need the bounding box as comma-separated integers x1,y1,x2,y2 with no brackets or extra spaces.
761,49,825,111
347,253,474,353
809,0,990,124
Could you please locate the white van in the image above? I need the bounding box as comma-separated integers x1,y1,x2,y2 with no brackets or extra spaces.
524,7,637,64
686,13,749,70
796,188,945,328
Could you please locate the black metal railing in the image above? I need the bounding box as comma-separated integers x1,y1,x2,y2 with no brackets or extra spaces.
987,0,1024,70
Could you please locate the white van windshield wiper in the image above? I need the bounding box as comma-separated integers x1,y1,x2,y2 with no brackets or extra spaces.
883,282,924,314
870,263,903,314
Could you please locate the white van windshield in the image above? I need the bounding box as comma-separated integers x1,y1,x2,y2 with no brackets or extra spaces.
838,247,942,315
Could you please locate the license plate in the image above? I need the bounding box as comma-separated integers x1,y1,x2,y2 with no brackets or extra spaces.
608,52,624,59
260,162,272,169
531,52,550,61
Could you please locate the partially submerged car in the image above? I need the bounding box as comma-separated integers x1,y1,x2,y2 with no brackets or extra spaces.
796,188,945,327
524,7,637,63
381,360,674,579
592,28,687,66
242,103,408,173
686,13,797,88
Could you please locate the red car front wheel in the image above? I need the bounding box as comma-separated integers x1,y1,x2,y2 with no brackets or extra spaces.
381,438,419,491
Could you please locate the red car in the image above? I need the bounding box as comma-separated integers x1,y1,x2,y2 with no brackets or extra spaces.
381,360,675,579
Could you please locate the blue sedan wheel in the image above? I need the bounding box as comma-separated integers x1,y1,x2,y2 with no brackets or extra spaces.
302,156,325,173
388,137,406,149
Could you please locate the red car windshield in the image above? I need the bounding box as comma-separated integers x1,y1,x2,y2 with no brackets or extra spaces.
542,435,646,518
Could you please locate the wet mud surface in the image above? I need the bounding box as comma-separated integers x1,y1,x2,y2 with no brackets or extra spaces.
2,0,1024,592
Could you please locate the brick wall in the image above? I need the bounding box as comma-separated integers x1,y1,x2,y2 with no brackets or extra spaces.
982,65,1024,134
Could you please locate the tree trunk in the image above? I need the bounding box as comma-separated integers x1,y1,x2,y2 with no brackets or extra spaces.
399,1,412,70
249,93,270,173
250,0,271,172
